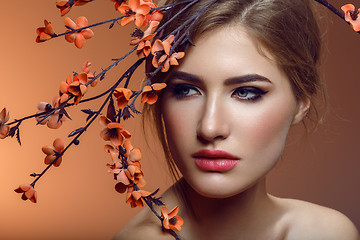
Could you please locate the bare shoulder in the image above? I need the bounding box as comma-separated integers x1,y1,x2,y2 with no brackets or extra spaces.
273,197,360,240
112,207,174,240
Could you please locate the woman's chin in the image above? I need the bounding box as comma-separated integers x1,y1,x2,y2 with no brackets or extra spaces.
184,175,255,199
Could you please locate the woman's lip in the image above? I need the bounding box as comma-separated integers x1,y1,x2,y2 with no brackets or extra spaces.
191,149,240,160
194,159,239,172
192,150,240,172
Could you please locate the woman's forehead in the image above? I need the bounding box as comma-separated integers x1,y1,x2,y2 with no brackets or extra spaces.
176,26,283,83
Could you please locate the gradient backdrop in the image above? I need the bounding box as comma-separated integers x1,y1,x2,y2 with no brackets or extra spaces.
0,1,359,239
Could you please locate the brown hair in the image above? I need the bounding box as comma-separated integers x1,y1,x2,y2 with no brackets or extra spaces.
144,0,323,182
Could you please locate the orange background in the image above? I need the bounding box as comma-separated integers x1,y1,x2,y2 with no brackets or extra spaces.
0,1,359,239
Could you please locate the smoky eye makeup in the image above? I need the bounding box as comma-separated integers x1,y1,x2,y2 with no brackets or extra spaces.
168,83,200,99
167,71,271,101
232,86,269,102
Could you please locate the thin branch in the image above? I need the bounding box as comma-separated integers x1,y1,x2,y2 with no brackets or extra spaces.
31,58,145,186
53,16,124,38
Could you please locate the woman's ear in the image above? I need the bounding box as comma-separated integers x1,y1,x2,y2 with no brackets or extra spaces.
292,97,310,125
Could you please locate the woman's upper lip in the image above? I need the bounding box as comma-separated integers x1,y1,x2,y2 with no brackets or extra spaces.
191,149,240,160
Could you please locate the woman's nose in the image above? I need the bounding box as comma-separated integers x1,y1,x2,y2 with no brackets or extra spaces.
196,95,230,143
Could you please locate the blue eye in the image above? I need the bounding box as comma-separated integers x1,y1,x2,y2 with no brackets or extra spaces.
171,84,199,99
233,87,268,101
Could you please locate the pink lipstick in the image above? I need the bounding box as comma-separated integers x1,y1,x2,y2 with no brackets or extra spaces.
192,149,240,172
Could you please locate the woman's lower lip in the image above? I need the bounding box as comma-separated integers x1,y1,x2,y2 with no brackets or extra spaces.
194,158,239,172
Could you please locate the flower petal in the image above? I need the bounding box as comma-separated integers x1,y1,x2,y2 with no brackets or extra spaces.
76,16,89,28
152,83,167,91
0,124,10,139
121,16,135,26
64,17,77,29
167,206,179,218
136,5,150,16
128,0,140,11
53,138,64,151
74,34,85,48
47,115,62,129
81,29,94,39
341,4,355,13
116,170,131,185
42,145,55,155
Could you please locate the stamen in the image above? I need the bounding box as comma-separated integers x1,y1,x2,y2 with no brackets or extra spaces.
169,217,178,225
350,9,359,21
131,28,144,38
125,9,135,15
155,51,165,60
108,129,118,138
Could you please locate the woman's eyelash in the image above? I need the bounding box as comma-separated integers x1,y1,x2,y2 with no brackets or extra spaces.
232,87,269,101
170,84,199,99
169,84,268,101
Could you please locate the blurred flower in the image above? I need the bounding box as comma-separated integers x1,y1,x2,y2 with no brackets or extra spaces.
59,75,72,103
151,34,173,56
69,73,89,103
36,97,66,129
123,140,141,163
111,0,125,10
56,1,73,16
118,0,154,27
137,39,152,58
125,164,145,187
42,138,65,167
114,168,132,185
100,116,131,146
56,0,93,16
60,74,89,104
151,35,185,72
113,88,133,109
143,8,163,27
82,60,92,73
0,108,10,139
131,21,159,58
141,83,166,104
64,16,94,49
82,61,97,87
106,142,145,191
126,187,151,208
153,52,185,72
14,184,37,203
74,0,93,6
130,21,158,45
104,144,131,184
161,206,184,231
342,4,360,31
36,20,55,43
105,144,122,170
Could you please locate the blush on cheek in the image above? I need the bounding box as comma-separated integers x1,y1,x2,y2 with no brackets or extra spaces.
247,102,297,157
162,97,201,141
163,109,189,140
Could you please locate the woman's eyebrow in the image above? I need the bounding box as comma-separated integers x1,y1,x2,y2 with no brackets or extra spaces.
168,71,272,85
168,71,202,83
224,74,272,85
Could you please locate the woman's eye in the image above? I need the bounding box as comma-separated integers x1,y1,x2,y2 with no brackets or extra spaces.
232,87,268,101
171,84,199,99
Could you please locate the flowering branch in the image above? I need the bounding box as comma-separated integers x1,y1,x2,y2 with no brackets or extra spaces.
57,16,125,38
314,0,360,33
31,58,145,187
9,0,359,239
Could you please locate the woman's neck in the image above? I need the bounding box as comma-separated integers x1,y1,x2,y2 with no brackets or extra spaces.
171,178,281,239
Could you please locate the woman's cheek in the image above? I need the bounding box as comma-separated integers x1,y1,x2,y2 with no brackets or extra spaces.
236,99,297,161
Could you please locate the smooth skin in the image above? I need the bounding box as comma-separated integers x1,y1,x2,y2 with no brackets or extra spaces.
114,26,359,240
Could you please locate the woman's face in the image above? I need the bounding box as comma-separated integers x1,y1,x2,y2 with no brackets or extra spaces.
161,26,308,198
